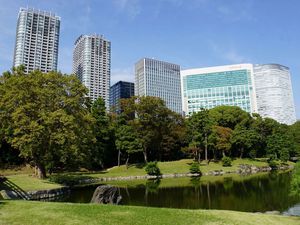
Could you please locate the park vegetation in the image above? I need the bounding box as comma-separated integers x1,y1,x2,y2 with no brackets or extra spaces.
0,67,300,178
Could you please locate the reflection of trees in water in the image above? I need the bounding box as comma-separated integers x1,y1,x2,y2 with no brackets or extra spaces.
93,172,300,212
146,179,161,193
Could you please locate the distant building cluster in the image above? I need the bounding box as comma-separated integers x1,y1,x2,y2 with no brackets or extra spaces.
12,7,297,125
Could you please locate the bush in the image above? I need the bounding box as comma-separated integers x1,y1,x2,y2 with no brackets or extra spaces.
189,162,201,174
145,161,161,176
222,156,232,167
268,160,278,169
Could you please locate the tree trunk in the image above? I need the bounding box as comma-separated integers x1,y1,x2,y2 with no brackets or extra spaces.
125,156,129,170
222,150,226,157
205,133,208,162
143,149,148,163
36,163,46,179
240,148,244,159
198,151,201,163
118,150,121,167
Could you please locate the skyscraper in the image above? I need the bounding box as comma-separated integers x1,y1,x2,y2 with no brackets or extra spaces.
13,8,60,73
110,81,134,114
181,63,296,125
72,34,111,108
254,64,296,125
135,58,182,114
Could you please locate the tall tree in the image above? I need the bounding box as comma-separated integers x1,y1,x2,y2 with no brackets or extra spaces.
115,124,143,168
0,68,95,178
210,126,233,158
120,96,181,163
187,109,214,162
90,97,113,169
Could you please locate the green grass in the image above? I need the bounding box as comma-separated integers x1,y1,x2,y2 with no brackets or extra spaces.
92,158,272,177
1,174,62,191
0,159,294,192
0,200,299,225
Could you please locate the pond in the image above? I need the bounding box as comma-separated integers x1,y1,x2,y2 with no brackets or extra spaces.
52,171,300,215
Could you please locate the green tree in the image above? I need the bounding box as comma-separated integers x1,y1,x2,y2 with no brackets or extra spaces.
231,125,260,158
0,68,95,178
266,129,295,162
121,96,181,163
187,109,214,162
115,124,143,168
209,106,249,130
90,98,114,169
210,126,233,158
289,121,300,157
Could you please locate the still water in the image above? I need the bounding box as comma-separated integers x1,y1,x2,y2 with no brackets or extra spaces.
54,172,300,214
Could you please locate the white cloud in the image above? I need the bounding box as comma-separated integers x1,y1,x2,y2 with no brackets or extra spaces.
111,67,134,85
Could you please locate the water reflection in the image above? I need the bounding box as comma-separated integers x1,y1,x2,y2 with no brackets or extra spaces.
53,172,300,214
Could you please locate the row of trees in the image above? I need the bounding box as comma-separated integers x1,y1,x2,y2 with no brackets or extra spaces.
1,68,300,178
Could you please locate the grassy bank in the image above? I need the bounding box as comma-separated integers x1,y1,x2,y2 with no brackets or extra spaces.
0,200,299,225
0,159,294,192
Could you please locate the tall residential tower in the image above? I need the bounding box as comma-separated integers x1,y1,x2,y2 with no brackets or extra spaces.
13,8,60,73
72,34,111,108
135,58,182,114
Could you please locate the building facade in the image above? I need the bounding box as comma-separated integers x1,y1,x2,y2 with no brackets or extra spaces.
135,58,182,114
110,81,134,113
181,63,296,125
181,64,257,116
13,8,60,73
253,64,296,125
72,34,111,108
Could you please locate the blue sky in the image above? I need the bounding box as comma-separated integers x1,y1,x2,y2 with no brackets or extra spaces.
0,0,299,119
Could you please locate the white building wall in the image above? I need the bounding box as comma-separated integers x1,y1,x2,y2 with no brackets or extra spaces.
72,35,111,109
253,64,296,125
135,58,182,114
13,8,60,73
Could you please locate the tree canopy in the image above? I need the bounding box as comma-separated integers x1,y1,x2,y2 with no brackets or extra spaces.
0,68,95,178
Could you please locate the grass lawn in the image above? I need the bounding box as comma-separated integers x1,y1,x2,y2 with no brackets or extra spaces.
0,159,294,192
2,174,62,191
0,200,299,225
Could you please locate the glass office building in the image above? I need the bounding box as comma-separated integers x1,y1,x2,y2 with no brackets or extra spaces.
72,34,111,109
13,8,60,73
110,81,134,114
181,64,257,116
135,58,182,114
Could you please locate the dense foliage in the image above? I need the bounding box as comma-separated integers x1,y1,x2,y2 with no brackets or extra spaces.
145,161,161,176
1,68,299,178
189,162,201,174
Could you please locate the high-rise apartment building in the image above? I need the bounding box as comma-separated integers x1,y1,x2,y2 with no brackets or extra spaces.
72,34,111,108
253,64,296,125
135,58,182,114
110,81,134,114
181,63,296,125
13,8,60,73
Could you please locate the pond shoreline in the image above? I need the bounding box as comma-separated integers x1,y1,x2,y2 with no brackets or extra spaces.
1,164,293,200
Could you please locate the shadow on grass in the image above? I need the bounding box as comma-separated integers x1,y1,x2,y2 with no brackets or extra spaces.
134,163,146,169
49,174,94,187
0,177,30,199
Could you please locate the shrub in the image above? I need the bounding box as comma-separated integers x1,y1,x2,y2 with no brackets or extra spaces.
189,162,201,174
268,160,278,169
222,156,232,167
145,161,161,176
